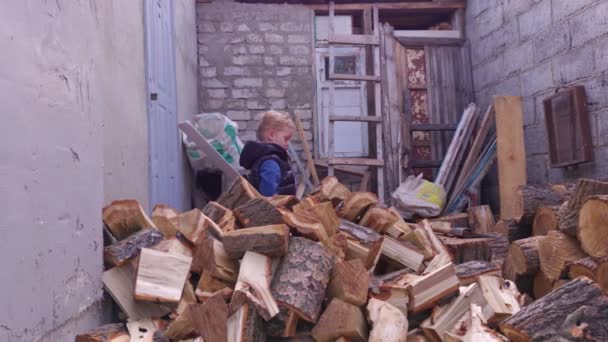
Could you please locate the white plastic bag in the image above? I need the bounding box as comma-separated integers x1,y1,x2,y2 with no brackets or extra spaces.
391,174,446,219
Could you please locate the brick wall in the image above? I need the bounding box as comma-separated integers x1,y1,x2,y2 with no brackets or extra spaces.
467,0,608,184
196,0,314,156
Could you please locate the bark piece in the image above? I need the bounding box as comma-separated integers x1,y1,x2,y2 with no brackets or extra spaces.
76,323,129,342
381,236,425,272
320,232,348,261
557,296,608,341
339,219,385,271
337,192,379,222
264,306,298,338
538,230,587,281
359,204,400,234
532,205,559,236
578,195,608,257
104,228,164,267
192,235,239,282
408,263,460,313
227,303,266,342
509,236,543,276
500,277,603,342
270,237,334,322
326,259,370,307
306,201,340,237
268,194,300,210
222,224,289,259
190,293,229,342
195,271,233,303
174,209,219,245
135,248,192,303
367,298,408,342
316,176,351,206
455,261,501,286
513,184,571,226
438,236,491,265
234,197,284,228
102,199,156,240
152,204,180,237
558,179,608,236
467,205,496,234
216,176,261,210
494,219,531,243
280,209,327,241
202,201,236,235
311,298,368,342
231,251,280,321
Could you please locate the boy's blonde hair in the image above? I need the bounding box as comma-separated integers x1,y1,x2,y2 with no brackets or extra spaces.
256,110,296,140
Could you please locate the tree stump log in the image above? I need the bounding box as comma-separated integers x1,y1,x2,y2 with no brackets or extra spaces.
513,184,571,226
577,195,608,257
270,237,334,322
494,219,530,243
502,253,534,297
538,231,587,281
595,259,608,294
467,205,496,234
234,198,284,228
102,199,155,240
509,236,543,276
532,205,559,236
264,306,298,338
533,271,555,300
558,179,608,237
280,209,328,242
226,302,266,342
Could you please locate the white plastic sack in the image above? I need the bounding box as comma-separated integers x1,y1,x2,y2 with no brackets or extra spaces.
391,174,446,219
183,112,244,171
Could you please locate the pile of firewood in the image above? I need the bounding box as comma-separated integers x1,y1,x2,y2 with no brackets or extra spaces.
76,176,608,342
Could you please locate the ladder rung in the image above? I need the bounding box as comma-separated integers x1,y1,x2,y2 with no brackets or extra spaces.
327,158,384,166
328,34,379,46
329,73,380,82
410,124,457,132
330,115,382,122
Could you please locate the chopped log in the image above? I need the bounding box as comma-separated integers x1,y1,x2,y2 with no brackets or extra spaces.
164,304,196,340
307,201,340,237
216,176,261,210
202,201,236,235
402,229,436,261
494,219,530,243
367,298,408,342
385,220,415,240
502,253,534,297
102,199,156,240
421,220,452,256
176,277,197,316
268,194,300,210
125,319,161,342
76,323,129,342
134,248,192,303
227,303,266,342
509,236,543,275
231,251,280,321
338,219,385,270
476,275,522,325
311,298,368,342
280,209,327,241
337,192,379,222
359,204,400,234
221,224,289,259
371,284,411,315
455,261,501,286
316,176,351,206
569,256,608,282
532,205,559,236
234,198,284,228
326,259,370,307
320,232,348,261
195,271,233,303
557,296,608,341
190,292,229,342
513,184,570,226
408,263,460,313
381,236,425,272
596,260,608,294
264,307,298,338
539,230,587,281
449,304,509,342
500,276,603,341
192,236,239,283
558,178,608,236
437,236,491,264
152,204,180,237
151,236,193,258
429,213,469,228
292,196,320,212
174,209,219,245
578,195,608,257
467,205,496,234
270,237,334,322
104,228,164,267
485,233,509,269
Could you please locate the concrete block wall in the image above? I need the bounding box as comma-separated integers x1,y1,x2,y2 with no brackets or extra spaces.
196,1,315,155
467,0,608,184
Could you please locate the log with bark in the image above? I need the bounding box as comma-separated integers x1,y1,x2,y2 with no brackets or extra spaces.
513,184,571,226
270,237,335,322
508,236,543,276
76,323,129,342
311,298,368,342
407,263,460,313
152,204,180,237
216,176,261,210
192,235,239,283
338,219,385,271
337,192,379,222
104,228,164,267
467,205,496,234
366,298,408,342
227,302,266,342
326,259,370,307
359,204,400,234
455,260,501,286
538,230,587,281
485,233,509,268
596,259,608,294
557,296,608,341
264,307,298,338
221,224,289,259
315,176,351,206
568,256,605,282
268,194,300,210
102,199,156,240
190,292,229,342
494,219,530,243
500,276,604,342
558,179,608,237
307,201,340,237
134,248,193,303
532,205,559,236
280,209,328,241
577,195,608,257
430,213,469,228
234,198,284,228
202,201,236,235
173,209,219,245
164,305,197,341
437,236,492,265
502,252,534,297
476,275,522,325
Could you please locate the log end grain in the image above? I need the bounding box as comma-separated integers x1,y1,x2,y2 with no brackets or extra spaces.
578,195,608,258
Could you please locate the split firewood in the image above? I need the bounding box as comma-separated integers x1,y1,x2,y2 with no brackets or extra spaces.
326,259,370,307
173,209,219,245
227,302,266,342
234,197,284,228
557,296,608,341
455,260,501,286
509,236,543,275
538,230,587,281
176,277,197,316
125,318,161,342
408,263,459,313
359,204,400,234
421,220,451,256
502,252,534,296
467,205,496,234
315,176,351,206
513,184,571,226
152,204,180,237
429,212,469,228
231,251,279,321
381,236,425,272
306,201,340,237
494,219,530,243
280,209,327,241
385,219,415,240
476,275,522,325
195,271,233,303
500,276,603,341
372,270,420,314
151,236,193,258
270,237,334,322
216,176,261,209
338,219,385,271
402,228,436,260
532,205,559,236
190,292,229,342
268,194,300,210
264,307,298,338
134,248,193,303
407,329,430,342
486,233,509,268
438,235,492,264
337,192,379,222
311,298,369,342
367,298,408,342
76,323,129,342
164,304,196,341
202,201,236,235
104,228,164,267
221,224,289,259
102,199,156,240
449,304,509,342
558,178,608,236
320,232,348,261
578,195,608,257
292,195,320,212
192,235,238,283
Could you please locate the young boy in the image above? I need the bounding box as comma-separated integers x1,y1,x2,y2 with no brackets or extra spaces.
239,110,297,196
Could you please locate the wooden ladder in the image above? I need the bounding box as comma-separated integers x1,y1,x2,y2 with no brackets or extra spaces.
326,2,385,200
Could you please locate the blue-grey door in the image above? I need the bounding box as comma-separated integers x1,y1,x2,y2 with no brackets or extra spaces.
145,0,180,209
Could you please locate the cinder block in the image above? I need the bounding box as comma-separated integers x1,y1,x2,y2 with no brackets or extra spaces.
233,55,263,66
226,99,246,110
472,3,505,37
226,110,251,121
220,22,235,33
202,99,224,110
289,45,310,55
287,34,309,44
569,1,608,47
524,124,548,155
472,55,504,89
522,95,537,126
503,40,534,76
259,22,278,32
594,36,608,72
248,45,265,54
264,56,276,66
270,99,287,109
200,67,217,78
294,109,313,119
552,44,594,84
237,24,250,32
276,67,292,76
231,89,259,99
234,78,263,88
592,109,608,147
580,73,608,112
201,78,229,89
269,45,284,55
502,0,535,21
247,99,270,110
245,33,262,43
520,61,553,96
223,66,250,76
494,75,522,96
467,0,492,18
527,154,549,184
280,22,303,32
264,33,284,43
279,56,309,66
552,0,596,23
266,89,286,98
533,21,570,63
518,0,552,42
198,22,216,33
207,89,227,99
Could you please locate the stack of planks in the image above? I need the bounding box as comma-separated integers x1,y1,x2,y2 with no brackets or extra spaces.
78,176,551,342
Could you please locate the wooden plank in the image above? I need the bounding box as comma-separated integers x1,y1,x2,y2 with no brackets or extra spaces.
328,1,336,178
373,6,385,202
329,73,381,82
394,30,464,46
329,115,382,122
327,157,384,166
306,2,466,11
294,112,319,186
329,33,379,45
410,123,457,131
494,96,527,220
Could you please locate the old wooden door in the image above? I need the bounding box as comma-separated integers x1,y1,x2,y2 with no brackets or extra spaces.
145,0,180,209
